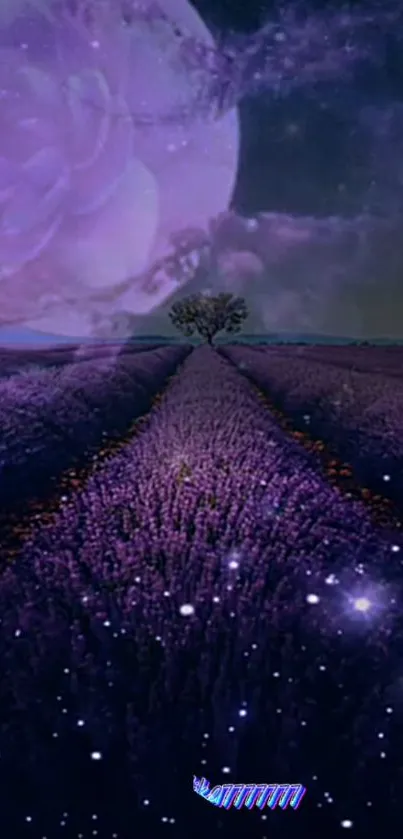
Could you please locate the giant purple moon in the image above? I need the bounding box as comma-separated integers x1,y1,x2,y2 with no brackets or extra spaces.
0,0,239,337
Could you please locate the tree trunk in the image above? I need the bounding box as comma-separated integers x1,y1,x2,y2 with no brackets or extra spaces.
206,335,214,346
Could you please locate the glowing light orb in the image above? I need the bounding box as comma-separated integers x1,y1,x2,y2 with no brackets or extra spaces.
0,0,239,337
353,596,371,613
306,593,320,604
179,603,195,616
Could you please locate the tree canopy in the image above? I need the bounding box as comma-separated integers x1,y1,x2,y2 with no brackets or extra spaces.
169,292,248,345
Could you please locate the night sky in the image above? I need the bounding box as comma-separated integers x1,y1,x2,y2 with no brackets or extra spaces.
1,0,403,342
180,0,403,339
133,0,403,340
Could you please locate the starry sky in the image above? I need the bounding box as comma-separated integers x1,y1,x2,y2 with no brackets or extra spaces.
1,0,403,343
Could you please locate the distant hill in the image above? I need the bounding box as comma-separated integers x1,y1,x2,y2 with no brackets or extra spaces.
1,326,402,348
222,333,403,346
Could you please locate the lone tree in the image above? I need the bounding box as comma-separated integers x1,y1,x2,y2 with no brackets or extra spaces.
169,292,248,345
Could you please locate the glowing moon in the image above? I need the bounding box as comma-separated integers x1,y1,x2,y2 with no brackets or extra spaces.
0,0,239,337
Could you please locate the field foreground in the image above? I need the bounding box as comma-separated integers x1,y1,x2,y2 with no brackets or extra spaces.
0,344,403,839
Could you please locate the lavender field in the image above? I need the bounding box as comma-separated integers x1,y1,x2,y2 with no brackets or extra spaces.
221,345,403,513
1,343,403,839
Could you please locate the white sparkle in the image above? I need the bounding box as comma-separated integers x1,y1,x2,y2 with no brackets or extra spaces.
91,751,102,761
238,709,247,717
179,603,195,616
341,820,353,828
353,597,371,612
222,766,231,774
306,593,320,604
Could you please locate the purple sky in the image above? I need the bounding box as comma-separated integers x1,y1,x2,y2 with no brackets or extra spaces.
1,0,403,342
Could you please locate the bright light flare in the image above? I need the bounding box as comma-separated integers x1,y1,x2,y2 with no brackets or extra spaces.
344,583,386,623
353,596,372,613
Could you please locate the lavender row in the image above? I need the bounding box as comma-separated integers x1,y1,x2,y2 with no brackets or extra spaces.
0,347,402,836
0,345,191,510
0,341,165,378
220,345,403,510
259,344,403,379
